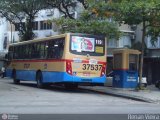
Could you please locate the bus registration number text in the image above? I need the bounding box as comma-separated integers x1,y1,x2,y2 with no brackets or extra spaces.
82,64,102,71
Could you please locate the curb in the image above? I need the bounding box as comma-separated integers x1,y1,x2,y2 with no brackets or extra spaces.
80,87,156,103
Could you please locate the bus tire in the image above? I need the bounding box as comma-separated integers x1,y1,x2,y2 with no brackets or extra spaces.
36,72,45,88
13,70,20,84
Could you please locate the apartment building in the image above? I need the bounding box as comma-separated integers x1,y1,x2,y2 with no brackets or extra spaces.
0,17,8,68
144,36,160,84
7,9,61,43
0,1,83,60
107,24,135,73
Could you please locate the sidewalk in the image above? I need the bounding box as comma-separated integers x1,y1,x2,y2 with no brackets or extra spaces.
81,85,160,103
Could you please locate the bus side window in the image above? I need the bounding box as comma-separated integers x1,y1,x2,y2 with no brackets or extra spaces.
39,42,46,59
46,39,64,59
43,41,48,59
19,45,24,59
47,41,55,59
14,47,18,59
24,45,28,58
31,43,40,58
8,46,14,60
57,39,64,58
8,52,14,60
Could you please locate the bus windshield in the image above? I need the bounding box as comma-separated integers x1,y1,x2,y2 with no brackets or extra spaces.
70,35,105,56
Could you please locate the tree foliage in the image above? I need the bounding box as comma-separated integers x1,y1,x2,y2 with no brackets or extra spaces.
0,0,47,41
113,0,160,88
53,0,120,39
46,0,88,19
61,0,160,88
116,0,160,40
0,0,86,41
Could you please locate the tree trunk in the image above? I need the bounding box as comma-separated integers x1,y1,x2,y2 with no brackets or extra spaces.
139,21,146,89
21,15,34,41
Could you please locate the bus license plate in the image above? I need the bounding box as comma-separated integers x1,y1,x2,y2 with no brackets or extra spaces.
82,64,102,71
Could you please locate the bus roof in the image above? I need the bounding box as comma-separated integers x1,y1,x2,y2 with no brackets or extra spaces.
9,33,104,46
9,33,67,46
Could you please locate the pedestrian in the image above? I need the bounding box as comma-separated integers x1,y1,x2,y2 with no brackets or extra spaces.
1,66,5,78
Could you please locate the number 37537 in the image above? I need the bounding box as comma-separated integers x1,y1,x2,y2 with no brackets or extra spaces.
82,64,102,71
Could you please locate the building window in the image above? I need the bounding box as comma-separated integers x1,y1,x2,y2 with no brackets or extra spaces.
129,54,138,71
15,22,38,31
33,21,38,30
3,37,7,49
40,21,52,30
119,35,131,48
114,53,122,69
147,37,160,48
107,39,117,48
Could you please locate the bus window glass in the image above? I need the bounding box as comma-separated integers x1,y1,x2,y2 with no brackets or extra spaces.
114,54,122,69
13,46,18,59
47,39,64,59
28,44,32,59
39,42,45,59
129,54,138,71
8,46,14,60
71,36,95,52
47,40,55,58
19,46,23,59
24,44,31,59
31,43,40,59
24,45,28,58
70,35,105,56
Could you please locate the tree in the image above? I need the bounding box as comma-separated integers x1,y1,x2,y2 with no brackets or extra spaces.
52,0,120,39
46,0,88,19
0,0,47,41
0,0,89,41
56,0,160,89
114,0,160,89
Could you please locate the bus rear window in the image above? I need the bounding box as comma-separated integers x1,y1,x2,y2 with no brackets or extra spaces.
70,35,105,56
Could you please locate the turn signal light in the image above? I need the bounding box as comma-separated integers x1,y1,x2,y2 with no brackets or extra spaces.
100,64,106,77
66,61,72,75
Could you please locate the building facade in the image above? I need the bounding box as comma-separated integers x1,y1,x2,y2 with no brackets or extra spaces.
107,24,135,74
144,37,160,84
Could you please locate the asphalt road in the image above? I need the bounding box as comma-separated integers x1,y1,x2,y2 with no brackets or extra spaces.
0,78,160,116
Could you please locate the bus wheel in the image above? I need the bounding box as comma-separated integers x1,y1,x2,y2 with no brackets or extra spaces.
13,71,20,84
36,72,44,88
64,83,78,90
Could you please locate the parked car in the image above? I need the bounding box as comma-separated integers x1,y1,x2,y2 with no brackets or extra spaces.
155,80,160,89
105,71,147,87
